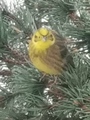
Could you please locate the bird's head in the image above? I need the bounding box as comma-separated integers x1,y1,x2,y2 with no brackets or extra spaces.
32,27,55,50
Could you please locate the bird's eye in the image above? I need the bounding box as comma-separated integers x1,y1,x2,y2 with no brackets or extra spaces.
51,38,53,41
50,34,52,37
35,35,37,38
34,35,38,42
49,35,53,41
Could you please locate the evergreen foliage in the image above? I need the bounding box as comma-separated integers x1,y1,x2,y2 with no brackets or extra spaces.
0,0,90,120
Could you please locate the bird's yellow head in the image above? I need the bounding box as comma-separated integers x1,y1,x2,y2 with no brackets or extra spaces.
32,28,55,50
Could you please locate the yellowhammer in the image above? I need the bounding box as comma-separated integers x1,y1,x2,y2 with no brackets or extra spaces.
28,27,74,75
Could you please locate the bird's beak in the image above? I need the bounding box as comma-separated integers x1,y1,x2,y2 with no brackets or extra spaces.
42,36,47,41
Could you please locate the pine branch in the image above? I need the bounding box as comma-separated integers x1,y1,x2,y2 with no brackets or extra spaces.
0,70,12,76
2,10,23,26
6,46,29,62
0,45,29,66
73,100,90,112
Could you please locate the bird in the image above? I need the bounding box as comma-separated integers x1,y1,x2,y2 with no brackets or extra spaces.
28,27,74,75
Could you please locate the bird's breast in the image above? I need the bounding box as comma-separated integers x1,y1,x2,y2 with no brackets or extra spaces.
29,43,64,75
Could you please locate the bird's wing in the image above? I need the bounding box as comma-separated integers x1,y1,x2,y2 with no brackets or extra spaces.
57,41,75,68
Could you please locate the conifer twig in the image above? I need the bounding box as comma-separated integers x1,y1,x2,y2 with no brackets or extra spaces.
73,100,90,112
0,70,12,76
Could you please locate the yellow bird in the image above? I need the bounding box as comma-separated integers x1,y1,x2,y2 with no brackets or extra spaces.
28,27,74,75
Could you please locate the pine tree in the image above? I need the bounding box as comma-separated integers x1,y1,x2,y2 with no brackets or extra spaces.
0,0,90,120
